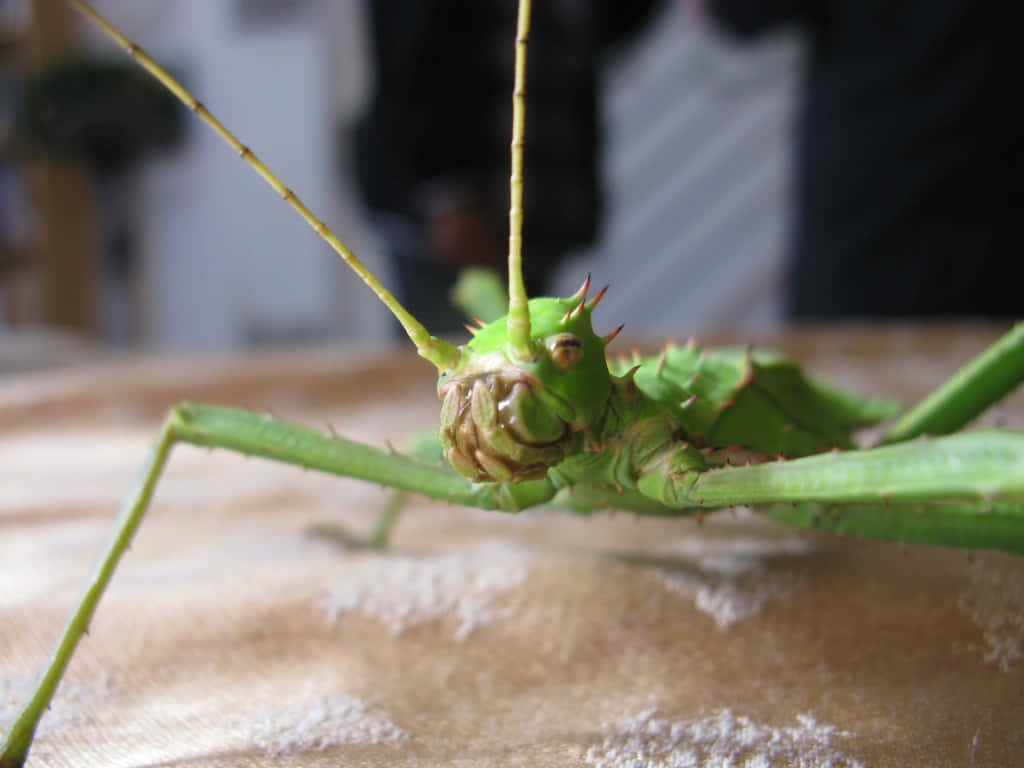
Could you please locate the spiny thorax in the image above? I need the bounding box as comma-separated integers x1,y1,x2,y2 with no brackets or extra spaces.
550,373,712,496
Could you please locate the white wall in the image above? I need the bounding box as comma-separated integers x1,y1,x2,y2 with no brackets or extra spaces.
79,1,799,350
554,3,800,335
83,0,391,350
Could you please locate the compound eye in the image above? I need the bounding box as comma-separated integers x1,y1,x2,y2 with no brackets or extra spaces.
546,333,584,371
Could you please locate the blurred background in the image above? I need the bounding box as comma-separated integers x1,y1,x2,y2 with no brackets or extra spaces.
0,0,1015,371
0,0,797,369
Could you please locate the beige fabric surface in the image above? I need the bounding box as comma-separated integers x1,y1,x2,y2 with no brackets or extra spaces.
2,328,1023,767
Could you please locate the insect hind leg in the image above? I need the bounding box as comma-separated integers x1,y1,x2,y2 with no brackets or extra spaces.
305,428,444,550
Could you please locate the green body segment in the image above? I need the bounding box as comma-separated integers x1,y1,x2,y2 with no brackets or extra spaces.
437,294,899,490
448,268,899,457
545,371,945,508
428,292,1024,560
612,345,899,456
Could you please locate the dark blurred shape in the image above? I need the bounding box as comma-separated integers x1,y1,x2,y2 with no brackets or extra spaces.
708,0,1021,320
353,0,661,334
16,56,185,341
19,56,182,173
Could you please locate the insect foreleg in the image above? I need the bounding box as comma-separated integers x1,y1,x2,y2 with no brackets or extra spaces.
172,405,557,509
632,430,1024,554
0,405,557,766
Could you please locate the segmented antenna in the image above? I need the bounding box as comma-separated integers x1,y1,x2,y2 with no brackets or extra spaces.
69,0,461,372
506,0,534,361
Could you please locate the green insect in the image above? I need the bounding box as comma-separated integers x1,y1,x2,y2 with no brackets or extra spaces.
3,0,1024,765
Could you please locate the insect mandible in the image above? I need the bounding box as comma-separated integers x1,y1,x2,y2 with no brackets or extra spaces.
3,0,1024,765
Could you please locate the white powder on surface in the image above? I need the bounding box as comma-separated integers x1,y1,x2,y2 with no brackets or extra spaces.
585,707,865,768
958,561,1024,672
0,671,116,739
248,694,405,755
660,532,814,561
321,541,533,639
651,554,801,628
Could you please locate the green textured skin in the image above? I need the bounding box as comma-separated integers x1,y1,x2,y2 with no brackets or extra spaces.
426,295,1024,535
438,295,615,482
432,292,908,514
611,345,899,456
447,269,900,460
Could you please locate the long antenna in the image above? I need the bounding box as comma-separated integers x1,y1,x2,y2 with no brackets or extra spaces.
506,0,534,361
69,0,462,372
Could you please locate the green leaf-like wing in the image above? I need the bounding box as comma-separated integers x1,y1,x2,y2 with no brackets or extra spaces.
617,346,900,456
